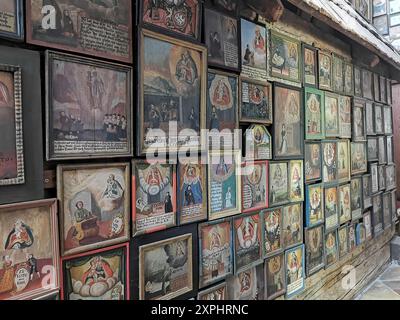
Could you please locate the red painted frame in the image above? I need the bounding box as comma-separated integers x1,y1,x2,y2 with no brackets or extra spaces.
60,242,130,300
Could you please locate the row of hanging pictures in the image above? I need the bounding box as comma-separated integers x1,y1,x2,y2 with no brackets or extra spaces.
0,0,398,301
0,1,395,163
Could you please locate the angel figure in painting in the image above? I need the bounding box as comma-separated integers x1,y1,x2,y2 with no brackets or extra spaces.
5,220,34,250
102,174,124,199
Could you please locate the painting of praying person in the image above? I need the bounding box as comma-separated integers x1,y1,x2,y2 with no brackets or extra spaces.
285,244,305,298
352,100,366,141
325,93,340,137
227,264,264,300
305,184,324,227
289,160,304,202
139,233,193,300
270,31,301,83
240,18,267,81
204,8,238,70
325,186,339,230
139,29,206,155
305,142,322,182
305,87,324,140
273,84,303,159
337,140,350,182
0,66,24,186
198,282,227,300
263,208,282,257
141,0,200,40
240,79,272,124
57,163,130,256
241,161,269,212
318,51,332,91
46,52,132,160
303,44,317,87
0,199,59,300
282,203,303,249
244,125,272,160
305,225,324,276
27,0,132,63
264,253,286,300
0,0,23,39
132,161,176,236
199,219,233,288
351,142,367,175
177,161,206,225
269,162,289,207
61,243,129,300
339,184,352,224
207,69,238,148
208,150,241,220
322,141,338,184
233,212,262,273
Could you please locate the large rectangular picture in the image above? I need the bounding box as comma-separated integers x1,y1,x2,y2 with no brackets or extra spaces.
0,65,24,186
61,243,129,300
132,161,176,236
139,233,193,300
273,84,303,159
0,199,59,300
46,51,132,160
26,0,132,63
138,29,206,155
57,163,130,256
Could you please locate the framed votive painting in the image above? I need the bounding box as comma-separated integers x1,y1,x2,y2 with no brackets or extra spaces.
305,184,324,227
305,224,324,276
27,0,133,63
177,160,207,225
138,28,206,155
198,219,233,288
303,44,318,87
241,161,269,213
46,51,132,160
263,207,283,257
304,142,322,183
304,87,324,140
141,0,201,41
273,84,303,159
0,199,60,300
132,161,176,236
208,150,241,220
239,78,272,124
0,64,24,186
269,161,289,207
61,243,129,300
57,163,130,256
264,253,286,300
0,0,23,40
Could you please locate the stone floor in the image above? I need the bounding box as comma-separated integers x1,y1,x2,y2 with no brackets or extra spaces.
356,262,400,300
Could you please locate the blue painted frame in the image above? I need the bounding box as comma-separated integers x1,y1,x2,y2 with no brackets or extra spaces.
0,0,24,40
285,244,305,299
